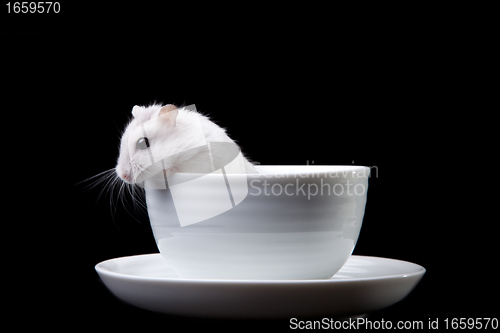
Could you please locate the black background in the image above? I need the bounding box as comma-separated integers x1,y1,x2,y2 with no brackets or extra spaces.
3,4,496,331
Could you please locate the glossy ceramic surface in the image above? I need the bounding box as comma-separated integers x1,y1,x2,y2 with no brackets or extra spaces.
145,165,370,279
95,254,426,319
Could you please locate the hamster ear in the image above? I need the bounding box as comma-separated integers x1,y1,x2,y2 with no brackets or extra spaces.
131,105,141,118
159,104,178,126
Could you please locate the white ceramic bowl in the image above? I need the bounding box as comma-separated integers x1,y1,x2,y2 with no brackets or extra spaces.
145,165,369,280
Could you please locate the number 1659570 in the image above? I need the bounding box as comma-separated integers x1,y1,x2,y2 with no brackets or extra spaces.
6,2,60,14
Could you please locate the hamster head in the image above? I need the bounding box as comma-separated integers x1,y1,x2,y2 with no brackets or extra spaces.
115,104,178,184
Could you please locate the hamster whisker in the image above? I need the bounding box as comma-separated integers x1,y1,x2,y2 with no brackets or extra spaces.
115,180,147,224
127,182,147,212
78,167,147,226
76,168,116,191
98,170,123,205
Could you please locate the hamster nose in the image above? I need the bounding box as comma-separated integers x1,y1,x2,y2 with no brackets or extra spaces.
123,173,132,182
119,170,132,182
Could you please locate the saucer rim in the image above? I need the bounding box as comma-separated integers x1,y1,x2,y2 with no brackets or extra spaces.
95,253,426,284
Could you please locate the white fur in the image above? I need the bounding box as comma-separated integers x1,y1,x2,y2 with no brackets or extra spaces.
116,104,255,184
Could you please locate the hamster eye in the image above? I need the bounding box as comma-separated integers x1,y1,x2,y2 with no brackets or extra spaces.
136,137,150,150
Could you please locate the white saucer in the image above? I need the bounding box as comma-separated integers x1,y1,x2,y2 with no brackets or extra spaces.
95,254,425,319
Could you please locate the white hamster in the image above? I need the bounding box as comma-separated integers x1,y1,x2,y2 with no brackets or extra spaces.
115,103,256,184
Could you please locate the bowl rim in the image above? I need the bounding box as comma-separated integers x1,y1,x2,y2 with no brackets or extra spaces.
173,165,371,177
